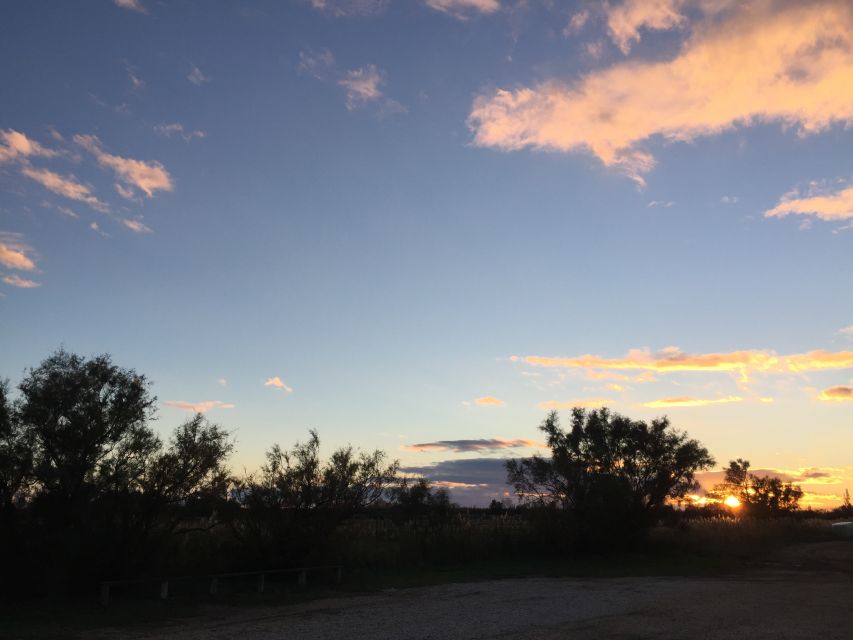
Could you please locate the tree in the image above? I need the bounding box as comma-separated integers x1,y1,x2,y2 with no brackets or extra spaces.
0,380,32,515
506,408,714,546
16,350,157,509
712,459,804,515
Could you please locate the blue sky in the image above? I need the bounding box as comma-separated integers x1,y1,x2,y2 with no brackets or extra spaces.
1,0,852,505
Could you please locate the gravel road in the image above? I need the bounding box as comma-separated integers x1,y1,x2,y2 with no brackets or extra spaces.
95,541,853,640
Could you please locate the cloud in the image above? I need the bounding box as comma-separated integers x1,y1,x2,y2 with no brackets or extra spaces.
164,400,235,413
154,123,206,142
218,378,228,387
818,385,853,401
403,438,545,453
74,134,173,198
423,0,501,19
765,179,853,222
565,9,591,36
2,274,41,289
474,396,505,406
20,166,108,211
401,457,514,506
298,49,336,80
264,376,294,393
0,129,58,163
604,0,689,54
309,0,389,16
838,325,853,340
122,218,152,234
113,0,147,13
468,0,853,186
642,395,744,408
338,65,385,109
0,233,37,271
538,398,614,410
647,200,674,208
721,195,739,204
187,64,211,86
525,346,853,376
89,222,108,237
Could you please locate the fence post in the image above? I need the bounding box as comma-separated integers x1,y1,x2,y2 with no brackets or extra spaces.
257,573,266,594
99,582,111,606
209,577,219,596
159,581,169,600
298,570,307,587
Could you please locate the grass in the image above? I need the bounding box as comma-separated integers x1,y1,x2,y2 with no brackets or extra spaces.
0,517,837,639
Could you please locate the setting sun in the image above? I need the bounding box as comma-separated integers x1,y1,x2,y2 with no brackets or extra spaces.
724,496,742,508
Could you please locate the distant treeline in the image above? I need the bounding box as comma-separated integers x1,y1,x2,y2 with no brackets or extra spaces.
1,350,849,598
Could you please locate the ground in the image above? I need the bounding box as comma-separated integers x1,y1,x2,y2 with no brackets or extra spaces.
78,541,853,640
73,541,853,640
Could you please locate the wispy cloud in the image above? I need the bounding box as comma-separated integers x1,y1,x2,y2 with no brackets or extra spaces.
474,396,505,406
403,438,544,453
765,179,853,222
20,166,108,211
154,123,206,142
74,134,173,198
338,64,385,109
187,64,211,86
468,1,853,186
113,0,147,13
164,400,235,412
525,347,853,377
122,218,152,234
838,325,853,340
721,195,739,204
423,0,501,20
538,398,614,410
309,0,389,16
264,376,294,393
647,200,674,208
818,386,853,401
642,395,744,408
604,0,690,54
0,233,37,271
217,378,228,387
300,50,404,114
2,274,41,289
0,129,58,163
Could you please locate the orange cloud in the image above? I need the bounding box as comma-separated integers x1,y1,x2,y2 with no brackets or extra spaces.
0,129,58,163
643,395,743,408
0,233,36,271
164,400,235,412
21,166,107,211
818,386,853,401
605,0,688,53
766,181,853,221
74,134,173,198
474,396,505,406
264,376,294,393
2,274,41,289
468,0,853,185
525,347,853,375
539,398,614,410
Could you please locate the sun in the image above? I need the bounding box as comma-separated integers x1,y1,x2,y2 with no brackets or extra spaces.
724,495,741,508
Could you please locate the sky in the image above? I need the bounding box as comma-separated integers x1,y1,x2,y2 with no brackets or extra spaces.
1,0,852,507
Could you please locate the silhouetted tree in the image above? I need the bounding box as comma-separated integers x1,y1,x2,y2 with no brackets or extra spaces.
17,350,157,509
0,380,31,517
237,430,399,567
506,408,714,547
391,477,451,516
712,459,804,515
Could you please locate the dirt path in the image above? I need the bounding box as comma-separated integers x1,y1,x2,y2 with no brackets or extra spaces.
94,542,853,640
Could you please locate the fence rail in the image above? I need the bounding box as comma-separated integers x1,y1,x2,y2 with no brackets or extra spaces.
99,564,343,606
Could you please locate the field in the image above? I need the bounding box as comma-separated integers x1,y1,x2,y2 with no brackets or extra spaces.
4,520,852,640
